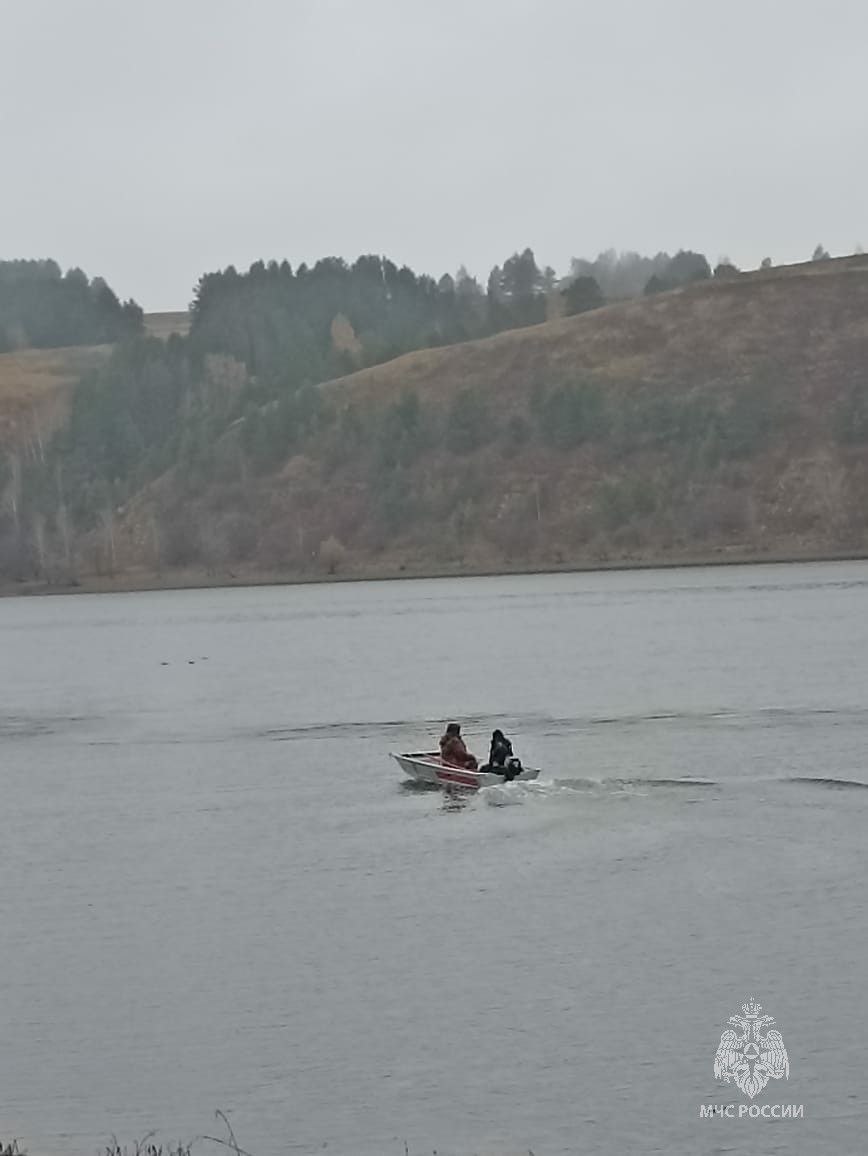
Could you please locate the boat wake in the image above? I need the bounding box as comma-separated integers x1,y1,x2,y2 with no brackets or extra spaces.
479,775,717,806
479,772,868,806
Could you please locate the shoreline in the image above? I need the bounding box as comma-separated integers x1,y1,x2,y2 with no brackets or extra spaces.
3,545,868,599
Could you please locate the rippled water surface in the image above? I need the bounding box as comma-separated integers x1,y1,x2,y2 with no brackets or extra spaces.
3,563,868,1155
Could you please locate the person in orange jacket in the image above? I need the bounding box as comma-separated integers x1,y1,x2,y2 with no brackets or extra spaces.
439,722,478,769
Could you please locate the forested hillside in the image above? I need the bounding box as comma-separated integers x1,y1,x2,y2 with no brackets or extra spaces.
2,248,867,589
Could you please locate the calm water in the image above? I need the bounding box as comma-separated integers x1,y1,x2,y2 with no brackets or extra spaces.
2,563,868,1156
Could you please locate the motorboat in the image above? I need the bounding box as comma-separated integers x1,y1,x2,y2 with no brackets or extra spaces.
392,750,540,791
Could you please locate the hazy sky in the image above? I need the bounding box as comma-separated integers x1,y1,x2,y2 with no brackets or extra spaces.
2,0,865,309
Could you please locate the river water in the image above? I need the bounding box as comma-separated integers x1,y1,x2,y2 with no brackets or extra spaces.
2,563,867,1156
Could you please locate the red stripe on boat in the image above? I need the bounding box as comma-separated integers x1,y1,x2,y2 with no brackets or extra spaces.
435,768,479,788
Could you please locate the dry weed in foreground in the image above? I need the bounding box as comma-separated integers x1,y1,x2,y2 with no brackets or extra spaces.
104,1138,191,1156
91,1113,539,1156
102,1111,250,1156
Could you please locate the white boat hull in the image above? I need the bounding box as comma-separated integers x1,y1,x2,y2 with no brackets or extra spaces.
392,751,540,791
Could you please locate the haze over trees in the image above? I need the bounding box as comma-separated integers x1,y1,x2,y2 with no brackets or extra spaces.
643,250,714,295
561,275,605,316
189,247,576,391
569,249,672,299
1,242,860,586
0,260,143,351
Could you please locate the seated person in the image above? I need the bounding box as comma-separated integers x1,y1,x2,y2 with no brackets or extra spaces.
488,728,514,768
485,728,523,780
439,722,478,769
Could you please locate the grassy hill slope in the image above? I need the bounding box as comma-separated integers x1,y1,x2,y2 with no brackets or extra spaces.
0,309,187,452
109,255,868,583
0,344,111,450
143,311,191,340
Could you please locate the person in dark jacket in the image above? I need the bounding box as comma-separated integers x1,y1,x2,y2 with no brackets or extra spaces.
488,728,513,768
485,728,523,780
439,722,478,769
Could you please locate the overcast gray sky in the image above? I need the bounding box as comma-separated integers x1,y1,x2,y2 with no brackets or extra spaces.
2,0,865,309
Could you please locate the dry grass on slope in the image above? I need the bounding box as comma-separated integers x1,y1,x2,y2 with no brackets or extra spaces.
320,255,868,415
81,254,868,584
0,344,111,447
144,311,191,340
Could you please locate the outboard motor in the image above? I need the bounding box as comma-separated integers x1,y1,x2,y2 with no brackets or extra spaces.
502,756,523,782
